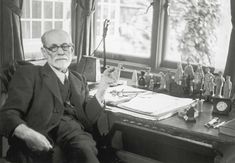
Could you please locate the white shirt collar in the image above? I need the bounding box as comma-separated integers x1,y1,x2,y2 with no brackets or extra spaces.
49,65,69,84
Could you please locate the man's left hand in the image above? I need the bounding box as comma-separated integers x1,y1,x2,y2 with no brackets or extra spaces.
101,67,118,86
96,67,118,105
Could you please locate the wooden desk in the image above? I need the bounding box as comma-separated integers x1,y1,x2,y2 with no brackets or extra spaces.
106,102,235,163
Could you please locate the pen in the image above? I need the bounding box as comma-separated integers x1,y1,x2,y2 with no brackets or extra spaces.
214,121,226,128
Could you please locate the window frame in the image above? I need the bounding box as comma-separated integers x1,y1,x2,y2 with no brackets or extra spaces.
93,0,230,73
93,0,165,72
21,0,71,61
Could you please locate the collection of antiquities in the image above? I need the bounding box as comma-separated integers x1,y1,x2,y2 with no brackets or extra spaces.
136,61,232,100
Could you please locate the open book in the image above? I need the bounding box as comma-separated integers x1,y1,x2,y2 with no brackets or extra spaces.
105,85,196,119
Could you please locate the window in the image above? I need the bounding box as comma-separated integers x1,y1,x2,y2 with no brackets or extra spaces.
94,0,232,72
162,0,232,71
94,0,153,65
21,0,71,60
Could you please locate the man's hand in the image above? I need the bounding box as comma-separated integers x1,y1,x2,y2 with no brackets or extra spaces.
96,67,118,104
14,124,53,152
101,67,118,85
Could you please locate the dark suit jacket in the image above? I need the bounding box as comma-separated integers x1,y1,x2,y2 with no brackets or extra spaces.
0,63,103,139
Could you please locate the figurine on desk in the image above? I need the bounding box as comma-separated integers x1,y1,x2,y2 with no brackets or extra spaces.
183,59,194,95
203,67,215,101
178,105,199,123
116,63,124,81
223,75,232,98
184,60,194,78
159,71,166,89
175,62,184,85
138,70,146,88
148,75,155,91
144,67,151,88
194,64,204,93
215,71,225,98
165,70,171,92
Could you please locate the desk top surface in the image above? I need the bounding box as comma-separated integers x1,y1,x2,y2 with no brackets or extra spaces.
107,101,235,145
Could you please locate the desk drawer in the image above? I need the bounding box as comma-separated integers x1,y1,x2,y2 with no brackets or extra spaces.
111,122,216,163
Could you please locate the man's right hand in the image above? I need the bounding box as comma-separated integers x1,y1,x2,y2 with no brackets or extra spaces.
14,124,53,152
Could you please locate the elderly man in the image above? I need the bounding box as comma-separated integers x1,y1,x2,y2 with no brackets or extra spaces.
0,29,117,163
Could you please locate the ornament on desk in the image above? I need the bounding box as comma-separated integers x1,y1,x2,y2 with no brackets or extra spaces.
138,70,146,88
193,64,204,93
165,70,171,92
184,59,194,80
144,67,151,88
178,105,199,123
175,62,184,85
196,89,204,113
148,75,155,91
131,70,138,87
116,63,124,81
183,59,194,95
159,71,166,89
215,71,225,98
203,67,215,101
223,75,232,98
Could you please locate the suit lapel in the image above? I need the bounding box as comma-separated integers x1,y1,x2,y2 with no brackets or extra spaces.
69,72,84,106
41,63,63,104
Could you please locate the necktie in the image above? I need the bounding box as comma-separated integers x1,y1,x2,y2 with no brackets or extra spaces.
64,75,69,91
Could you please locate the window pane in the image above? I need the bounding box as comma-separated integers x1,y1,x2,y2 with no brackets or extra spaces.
22,0,71,61
22,0,30,18
22,21,31,39
32,0,41,18
120,0,145,5
55,2,63,18
32,21,41,38
44,1,53,18
55,21,63,29
44,21,52,32
95,0,153,58
164,0,232,70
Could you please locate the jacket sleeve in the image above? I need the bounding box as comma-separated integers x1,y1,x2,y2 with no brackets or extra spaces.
75,73,104,125
0,66,35,137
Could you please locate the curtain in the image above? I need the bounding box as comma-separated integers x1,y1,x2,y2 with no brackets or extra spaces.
0,0,24,68
71,0,96,63
224,0,235,93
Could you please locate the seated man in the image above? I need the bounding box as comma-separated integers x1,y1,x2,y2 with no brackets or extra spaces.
0,29,117,163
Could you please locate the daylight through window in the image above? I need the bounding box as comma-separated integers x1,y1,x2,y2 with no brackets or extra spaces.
21,0,71,60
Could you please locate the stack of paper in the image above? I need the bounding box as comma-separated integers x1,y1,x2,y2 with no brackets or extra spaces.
104,85,196,120
118,92,195,117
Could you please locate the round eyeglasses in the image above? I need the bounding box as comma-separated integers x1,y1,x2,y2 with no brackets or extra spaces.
43,43,73,52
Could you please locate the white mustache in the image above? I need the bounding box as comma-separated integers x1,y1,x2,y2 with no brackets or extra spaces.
55,57,68,61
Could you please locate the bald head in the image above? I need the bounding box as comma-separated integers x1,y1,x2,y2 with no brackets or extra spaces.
41,29,72,47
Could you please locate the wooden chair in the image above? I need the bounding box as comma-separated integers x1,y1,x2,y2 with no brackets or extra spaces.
0,61,66,163
0,61,122,163
0,61,20,163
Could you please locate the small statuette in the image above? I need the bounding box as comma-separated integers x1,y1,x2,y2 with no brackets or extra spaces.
214,71,225,98
159,71,166,89
175,62,184,85
203,67,215,100
144,67,151,88
138,70,146,88
148,75,155,91
183,59,194,94
223,75,232,98
165,70,171,92
130,70,138,87
194,64,204,92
